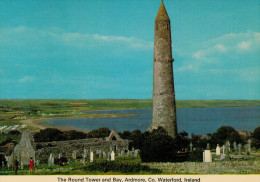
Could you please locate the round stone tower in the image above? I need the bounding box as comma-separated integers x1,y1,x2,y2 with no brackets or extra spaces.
150,0,177,138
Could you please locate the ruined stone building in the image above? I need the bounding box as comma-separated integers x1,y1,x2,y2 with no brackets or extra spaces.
7,130,129,166
150,0,177,138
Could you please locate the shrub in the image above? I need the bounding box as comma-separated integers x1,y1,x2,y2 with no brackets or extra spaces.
34,128,65,142
140,127,178,162
252,127,260,149
86,128,111,138
63,130,86,140
84,161,161,174
187,149,203,162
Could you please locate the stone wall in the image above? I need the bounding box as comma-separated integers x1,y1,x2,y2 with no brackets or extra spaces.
35,138,129,162
147,161,260,174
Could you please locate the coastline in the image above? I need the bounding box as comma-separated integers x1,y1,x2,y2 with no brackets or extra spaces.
20,113,138,133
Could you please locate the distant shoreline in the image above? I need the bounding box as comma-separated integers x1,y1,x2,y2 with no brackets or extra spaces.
20,113,138,132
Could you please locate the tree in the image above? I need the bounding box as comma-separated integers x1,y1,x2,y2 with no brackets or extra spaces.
252,126,260,149
140,127,178,162
86,127,111,138
63,130,86,140
34,128,64,142
210,126,242,146
130,129,143,150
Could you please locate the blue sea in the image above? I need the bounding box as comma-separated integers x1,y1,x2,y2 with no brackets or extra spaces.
44,107,260,135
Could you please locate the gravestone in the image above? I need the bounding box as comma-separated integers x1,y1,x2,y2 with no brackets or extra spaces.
206,143,210,150
107,152,110,161
222,145,225,154
238,143,242,155
58,153,62,159
103,152,106,159
226,140,231,151
203,150,212,162
248,139,251,153
225,143,229,157
111,151,115,161
127,150,130,156
216,144,221,156
134,150,138,157
72,151,77,160
189,142,193,152
244,144,248,158
121,150,124,157
90,152,94,162
36,160,39,166
48,153,54,167
233,142,237,150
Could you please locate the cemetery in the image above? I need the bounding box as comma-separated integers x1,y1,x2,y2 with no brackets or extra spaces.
0,125,259,175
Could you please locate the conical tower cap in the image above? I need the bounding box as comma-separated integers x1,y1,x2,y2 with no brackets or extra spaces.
156,1,169,21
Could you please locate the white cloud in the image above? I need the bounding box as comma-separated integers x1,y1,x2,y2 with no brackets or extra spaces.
0,26,153,51
238,41,251,50
18,76,35,83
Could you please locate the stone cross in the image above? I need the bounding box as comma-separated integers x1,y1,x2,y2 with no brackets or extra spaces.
111,151,115,161
189,142,193,152
248,139,251,153
233,142,237,150
206,143,210,150
216,144,220,156
238,143,242,155
90,151,94,162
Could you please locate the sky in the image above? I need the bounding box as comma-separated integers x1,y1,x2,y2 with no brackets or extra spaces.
0,0,259,100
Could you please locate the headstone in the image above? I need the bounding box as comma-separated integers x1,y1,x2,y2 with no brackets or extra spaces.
248,139,251,153
238,143,242,155
103,152,106,159
233,142,237,150
107,152,110,161
58,153,62,159
226,140,231,151
244,144,248,158
225,143,229,157
134,150,138,157
189,142,193,152
222,145,225,154
216,144,221,156
206,143,210,150
52,156,54,165
90,152,94,162
72,151,77,160
121,150,124,157
111,151,115,161
203,150,212,162
127,150,130,156
48,153,53,167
